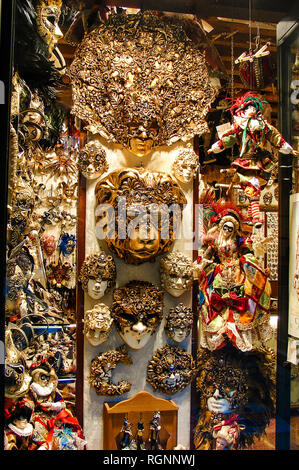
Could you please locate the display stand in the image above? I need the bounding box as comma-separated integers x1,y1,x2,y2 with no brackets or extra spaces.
103,391,178,450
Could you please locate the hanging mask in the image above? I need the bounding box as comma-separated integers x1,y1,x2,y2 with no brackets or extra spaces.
41,234,57,257
84,303,113,346
35,0,66,72
78,140,108,179
165,303,193,342
58,233,76,257
88,345,132,396
160,251,193,297
95,168,186,265
172,143,199,183
111,281,164,350
146,344,197,395
78,251,116,300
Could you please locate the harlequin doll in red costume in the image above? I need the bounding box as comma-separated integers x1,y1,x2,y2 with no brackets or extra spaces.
208,92,298,227
193,200,273,352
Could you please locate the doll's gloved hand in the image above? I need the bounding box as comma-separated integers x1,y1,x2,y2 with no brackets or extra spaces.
207,141,224,154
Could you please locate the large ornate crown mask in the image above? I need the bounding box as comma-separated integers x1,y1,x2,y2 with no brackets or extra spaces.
70,11,216,151
95,168,187,264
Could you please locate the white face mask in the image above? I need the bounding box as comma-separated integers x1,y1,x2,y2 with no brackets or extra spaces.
207,388,233,415
162,275,191,297
87,279,108,300
119,322,154,350
171,327,188,342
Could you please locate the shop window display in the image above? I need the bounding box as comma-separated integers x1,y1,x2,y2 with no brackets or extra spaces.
2,0,298,453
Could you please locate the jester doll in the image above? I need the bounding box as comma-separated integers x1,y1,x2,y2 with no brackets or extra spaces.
208,92,298,227
193,199,273,352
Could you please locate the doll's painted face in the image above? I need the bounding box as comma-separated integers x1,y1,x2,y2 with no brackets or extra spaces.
84,303,113,346
111,281,163,350
221,221,235,240
128,122,158,157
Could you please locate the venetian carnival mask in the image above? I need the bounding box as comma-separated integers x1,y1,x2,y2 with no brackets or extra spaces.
94,168,186,265
84,303,113,346
146,344,197,395
78,141,108,179
111,281,164,350
78,251,116,300
89,345,132,396
69,11,216,151
35,0,66,72
160,251,193,297
165,303,193,342
20,92,46,142
42,234,57,257
172,143,199,183
46,258,72,289
194,345,276,450
127,121,159,157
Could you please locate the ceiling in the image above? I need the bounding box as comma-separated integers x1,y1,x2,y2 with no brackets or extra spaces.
57,1,298,121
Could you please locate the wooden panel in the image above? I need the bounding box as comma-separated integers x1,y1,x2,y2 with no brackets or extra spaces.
103,391,178,450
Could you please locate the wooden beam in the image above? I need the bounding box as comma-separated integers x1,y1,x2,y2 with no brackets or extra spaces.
106,0,288,23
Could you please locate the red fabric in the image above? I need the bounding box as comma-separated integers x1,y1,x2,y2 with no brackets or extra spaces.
208,291,249,323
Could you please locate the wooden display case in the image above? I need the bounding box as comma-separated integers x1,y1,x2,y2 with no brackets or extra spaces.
103,391,179,450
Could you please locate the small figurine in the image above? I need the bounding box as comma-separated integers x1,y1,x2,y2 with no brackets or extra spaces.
148,411,162,450
120,417,133,450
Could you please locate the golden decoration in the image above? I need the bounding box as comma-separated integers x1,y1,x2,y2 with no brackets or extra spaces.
70,11,216,151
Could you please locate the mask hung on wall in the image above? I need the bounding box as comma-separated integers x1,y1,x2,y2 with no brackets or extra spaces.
78,140,109,180
84,303,113,346
165,303,193,343
95,168,186,265
160,251,193,297
41,234,57,257
146,344,197,395
194,345,276,450
35,0,66,73
111,281,164,350
172,143,199,184
69,11,216,154
88,345,132,396
19,91,47,144
78,251,116,300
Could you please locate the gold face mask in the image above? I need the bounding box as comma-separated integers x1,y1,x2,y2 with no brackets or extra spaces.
95,168,187,264
35,0,66,72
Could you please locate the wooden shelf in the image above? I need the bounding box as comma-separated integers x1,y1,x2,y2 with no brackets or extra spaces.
103,391,179,450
